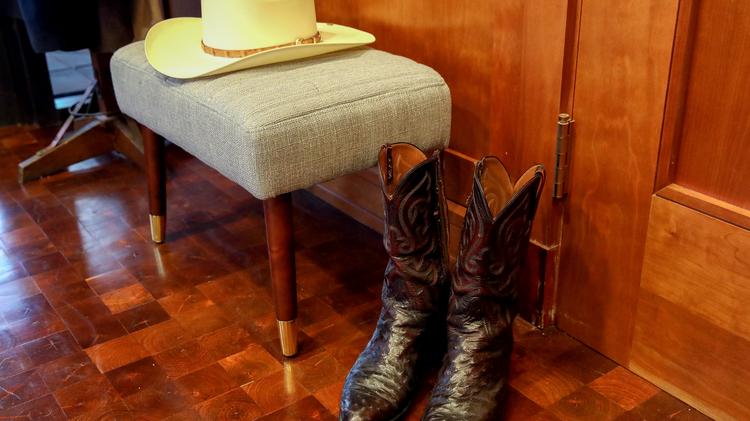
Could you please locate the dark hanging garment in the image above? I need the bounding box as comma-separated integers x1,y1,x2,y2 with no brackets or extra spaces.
15,0,133,53
0,0,57,126
16,0,99,52
95,0,134,52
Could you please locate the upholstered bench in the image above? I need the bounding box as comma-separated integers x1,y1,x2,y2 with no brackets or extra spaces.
110,41,450,357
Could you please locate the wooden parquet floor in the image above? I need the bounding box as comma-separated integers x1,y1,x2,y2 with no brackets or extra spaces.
0,126,711,420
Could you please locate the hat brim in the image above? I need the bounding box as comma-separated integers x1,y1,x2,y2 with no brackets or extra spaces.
145,17,375,79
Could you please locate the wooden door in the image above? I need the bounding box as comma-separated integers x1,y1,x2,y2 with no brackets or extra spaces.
629,1,750,419
556,1,750,419
555,0,679,364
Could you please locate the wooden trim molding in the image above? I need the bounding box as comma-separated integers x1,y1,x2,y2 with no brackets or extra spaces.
307,168,383,232
558,0,582,113
657,183,750,231
654,0,699,191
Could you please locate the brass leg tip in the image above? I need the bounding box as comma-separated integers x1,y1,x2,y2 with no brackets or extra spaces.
149,214,166,244
277,319,298,357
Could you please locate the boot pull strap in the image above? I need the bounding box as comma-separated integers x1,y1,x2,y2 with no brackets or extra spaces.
534,165,546,199
386,145,394,184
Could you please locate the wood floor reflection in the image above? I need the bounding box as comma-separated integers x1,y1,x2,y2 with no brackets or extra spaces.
0,127,710,420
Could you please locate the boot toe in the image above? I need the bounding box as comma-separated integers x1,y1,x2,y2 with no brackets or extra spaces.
339,386,408,421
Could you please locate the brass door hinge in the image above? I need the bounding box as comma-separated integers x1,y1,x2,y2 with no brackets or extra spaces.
553,113,574,199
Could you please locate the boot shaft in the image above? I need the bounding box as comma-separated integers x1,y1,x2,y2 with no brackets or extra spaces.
454,158,545,303
379,143,448,288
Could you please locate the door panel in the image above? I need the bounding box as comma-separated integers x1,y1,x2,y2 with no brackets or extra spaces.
671,1,750,208
556,0,679,364
631,197,750,420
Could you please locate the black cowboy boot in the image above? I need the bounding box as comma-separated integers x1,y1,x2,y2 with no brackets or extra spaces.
422,157,545,421
339,143,449,421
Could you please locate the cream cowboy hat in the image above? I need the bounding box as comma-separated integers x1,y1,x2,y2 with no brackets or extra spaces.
145,0,375,79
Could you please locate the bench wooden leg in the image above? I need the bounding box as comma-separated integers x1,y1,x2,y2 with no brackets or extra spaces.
263,193,298,357
141,126,166,244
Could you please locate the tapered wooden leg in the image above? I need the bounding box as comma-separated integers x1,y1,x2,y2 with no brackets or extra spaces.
263,193,298,357
141,126,166,244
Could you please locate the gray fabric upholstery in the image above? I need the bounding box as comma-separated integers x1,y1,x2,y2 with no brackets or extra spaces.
111,42,451,200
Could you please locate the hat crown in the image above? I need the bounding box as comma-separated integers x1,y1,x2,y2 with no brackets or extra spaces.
201,0,318,51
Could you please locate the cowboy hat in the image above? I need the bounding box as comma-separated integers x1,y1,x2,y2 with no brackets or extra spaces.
145,0,375,79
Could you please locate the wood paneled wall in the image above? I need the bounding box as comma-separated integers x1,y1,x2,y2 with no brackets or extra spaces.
311,1,572,326
316,0,568,247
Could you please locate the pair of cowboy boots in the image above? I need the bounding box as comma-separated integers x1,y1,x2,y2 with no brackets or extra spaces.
339,143,545,421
